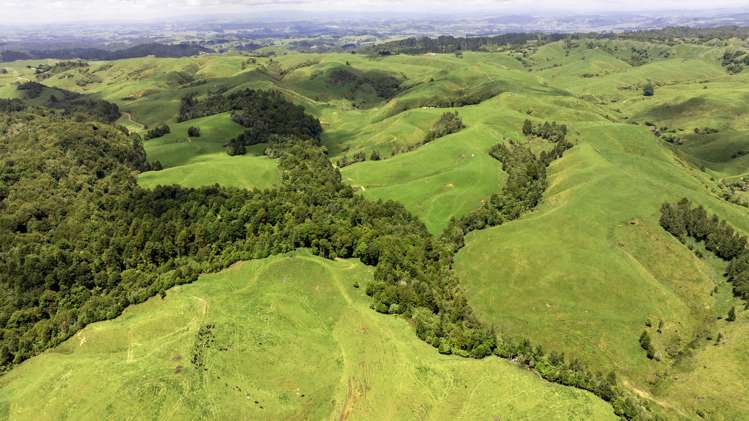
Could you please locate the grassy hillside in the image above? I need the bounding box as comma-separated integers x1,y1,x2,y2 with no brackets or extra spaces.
137,113,280,190
0,253,615,420
454,121,749,419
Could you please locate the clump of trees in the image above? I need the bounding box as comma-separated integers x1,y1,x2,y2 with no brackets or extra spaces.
639,331,656,359
721,49,748,74
336,151,367,168
187,126,201,137
34,60,89,79
191,323,215,369
145,124,171,140
16,81,120,122
423,111,465,143
522,119,568,142
660,199,749,298
178,89,322,155
336,149,383,167
326,67,402,102
694,127,719,135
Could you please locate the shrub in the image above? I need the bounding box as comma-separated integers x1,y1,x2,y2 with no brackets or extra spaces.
187,126,201,137
145,124,170,140
643,81,655,96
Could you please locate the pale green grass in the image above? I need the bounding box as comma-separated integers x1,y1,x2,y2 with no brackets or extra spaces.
138,153,279,190
454,121,749,419
138,112,279,190
0,253,615,421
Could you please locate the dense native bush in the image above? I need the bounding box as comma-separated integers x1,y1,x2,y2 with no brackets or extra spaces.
0,104,647,418
179,89,322,154
521,119,568,142
0,108,479,370
660,198,749,299
17,81,120,122
326,67,402,101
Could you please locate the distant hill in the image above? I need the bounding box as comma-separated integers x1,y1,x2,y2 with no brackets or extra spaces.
0,42,212,62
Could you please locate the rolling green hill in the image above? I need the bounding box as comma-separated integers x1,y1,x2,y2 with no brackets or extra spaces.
2,32,749,420
0,253,616,420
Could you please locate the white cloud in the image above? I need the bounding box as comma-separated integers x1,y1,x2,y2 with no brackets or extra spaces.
0,0,747,24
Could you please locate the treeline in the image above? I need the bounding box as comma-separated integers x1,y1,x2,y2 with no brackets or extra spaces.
421,84,504,108
522,119,568,142
443,118,571,245
0,43,211,62
34,60,89,79
335,150,382,168
434,129,642,417
660,199,749,298
335,112,465,168
367,33,573,55
443,138,573,247
0,99,25,113
424,111,465,143
618,26,749,43
0,107,486,374
178,89,322,155
365,26,749,57
17,81,120,123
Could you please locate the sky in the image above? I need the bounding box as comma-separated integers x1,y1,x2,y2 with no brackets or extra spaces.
0,0,748,24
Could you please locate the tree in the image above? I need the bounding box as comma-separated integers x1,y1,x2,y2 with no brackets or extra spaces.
643,81,655,97
639,331,655,359
187,126,201,137
727,306,736,322
370,150,381,161
522,119,534,136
